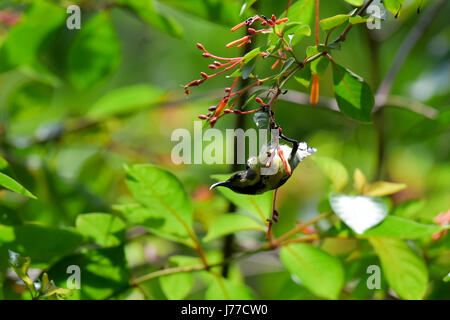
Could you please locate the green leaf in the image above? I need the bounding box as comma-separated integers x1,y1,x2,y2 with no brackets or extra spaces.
369,238,428,300
405,109,450,141
332,63,374,122
319,14,349,31
76,213,126,247
211,174,272,222
349,15,369,25
253,111,269,129
284,0,315,26
114,203,191,245
67,12,121,89
353,168,367,194
313,156,349,192
0,172,37,199
205,277,254,300
8,250,36,297
294,64,312,88
242,47,261,63
280,243,345,299
268,0,314,45
329,193,388,234
306,46,329,75
39,272,72,300
360,216,441,239
117,0,183,38
383,0,405,16
159,265,193,300
87,84,166,119
0,224,84,269
47,246,130,300
344,0,364,6
159,0,243,26
0,1,65,72
241,62,255,80
444,273,450,283
275,57,296,79
364,181,407,197
203,214,265,242
125,165,194,241
285,22,312,45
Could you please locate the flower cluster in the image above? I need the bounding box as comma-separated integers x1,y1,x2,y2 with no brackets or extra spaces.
184,14,290,127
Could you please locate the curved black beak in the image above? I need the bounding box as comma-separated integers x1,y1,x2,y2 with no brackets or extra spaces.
210,180,231,190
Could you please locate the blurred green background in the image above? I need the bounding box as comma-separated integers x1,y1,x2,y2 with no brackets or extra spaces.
0,0,448,300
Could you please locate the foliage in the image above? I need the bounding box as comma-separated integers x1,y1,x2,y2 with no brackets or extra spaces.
0,0,448,301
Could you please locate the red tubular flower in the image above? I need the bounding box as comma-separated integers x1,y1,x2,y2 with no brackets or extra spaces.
226,36,251,48
310,74,320,105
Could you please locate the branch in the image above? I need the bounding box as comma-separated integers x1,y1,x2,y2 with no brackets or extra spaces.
375,0,446,107
132,212,331,285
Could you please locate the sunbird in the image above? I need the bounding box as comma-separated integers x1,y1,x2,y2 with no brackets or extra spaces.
210,141,317,195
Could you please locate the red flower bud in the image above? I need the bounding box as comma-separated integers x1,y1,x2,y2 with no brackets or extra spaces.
196,43,205,50
202,52,211,58
255,97,264,104
200,72,208,79
224,109,232,114
198,115,208,120
208,64,217,69
208,106,217,111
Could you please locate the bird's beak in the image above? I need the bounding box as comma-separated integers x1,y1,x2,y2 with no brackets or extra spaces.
210,180,230,191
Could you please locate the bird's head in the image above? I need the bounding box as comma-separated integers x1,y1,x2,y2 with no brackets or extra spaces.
210,168,261,195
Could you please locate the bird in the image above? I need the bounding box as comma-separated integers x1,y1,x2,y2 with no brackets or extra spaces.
210,141,317,195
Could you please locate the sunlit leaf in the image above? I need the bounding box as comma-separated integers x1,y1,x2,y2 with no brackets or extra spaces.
329,193,388,234
242,47,261,63
313,156,349,192
125,165,194,241
353,168,366,194
0,172,37,199
320,14,349,31
360,216,441,239
369,237,428,300
280,243,345,300
364,181,407,197
344,0,364,6
159,266,193,300
306,46,329,75
76,213,126,247
205,277,254,300
383,0,405,16
332,63,374,122
349,15,369,25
